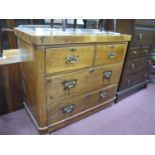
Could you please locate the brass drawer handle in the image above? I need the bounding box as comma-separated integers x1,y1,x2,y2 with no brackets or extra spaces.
68,48,77,51
100,91,107,99
132,51,137,54
127,79,131,85
63,79,77,89
145,72,148,78
108,52,116,59
103,71,112,79
139,33,143,39
144,49,149,53
131,63,135,69
61,104,74,113
148,59,152,65
66,55,78,64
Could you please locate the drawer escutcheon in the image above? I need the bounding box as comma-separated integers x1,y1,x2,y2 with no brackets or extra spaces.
68,48,77,51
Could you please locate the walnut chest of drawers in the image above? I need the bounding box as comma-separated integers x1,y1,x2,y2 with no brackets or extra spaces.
116,20,155,100
15,26,131,134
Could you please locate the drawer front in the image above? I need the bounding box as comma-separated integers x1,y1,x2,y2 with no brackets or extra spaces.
47,86,117,124
128,47,150,59
46,63,122,102
95,44,127,66
131,28,155,46
46,46,94,74
125,57,151,75
150,48,155,54
119,71,149,91
135,20,155,28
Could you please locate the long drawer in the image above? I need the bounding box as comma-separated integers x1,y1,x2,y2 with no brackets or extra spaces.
46,63,122,102
128,47,150,59
119,70,149,91
47,85,117,125
46,45,94,74
95,44,127,66
125,57,152,75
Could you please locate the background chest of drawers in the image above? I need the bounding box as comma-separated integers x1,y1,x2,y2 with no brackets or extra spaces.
15,25,131,134
105,19,155,100
150,46,155,74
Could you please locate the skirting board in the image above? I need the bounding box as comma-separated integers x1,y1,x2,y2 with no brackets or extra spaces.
23,98,115,134
116,80,150,102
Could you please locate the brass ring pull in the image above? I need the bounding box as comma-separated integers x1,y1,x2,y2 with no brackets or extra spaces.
63,79,77,89
61,104,74,113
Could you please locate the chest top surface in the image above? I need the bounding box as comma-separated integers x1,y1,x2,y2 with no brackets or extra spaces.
14,25,131,46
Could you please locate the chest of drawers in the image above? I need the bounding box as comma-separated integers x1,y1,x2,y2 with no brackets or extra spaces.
118,20,155,100
105,20,155,101
15,26,131,134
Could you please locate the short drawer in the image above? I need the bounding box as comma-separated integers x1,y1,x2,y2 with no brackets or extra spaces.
47,85,117,125
125,57,151,75
119,71,149,91
95,44,127,66
46,63,122,102
128,47,150,59
46,46,94,74
131,28,155,46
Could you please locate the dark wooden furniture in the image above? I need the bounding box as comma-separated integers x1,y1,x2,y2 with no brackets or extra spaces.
105,19,155,100
15,25,131,134
0,20,23,115
150,44,155,74
0,19,45,115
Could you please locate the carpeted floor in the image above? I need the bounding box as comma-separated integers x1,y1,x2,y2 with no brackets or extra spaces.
0,76,155,135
